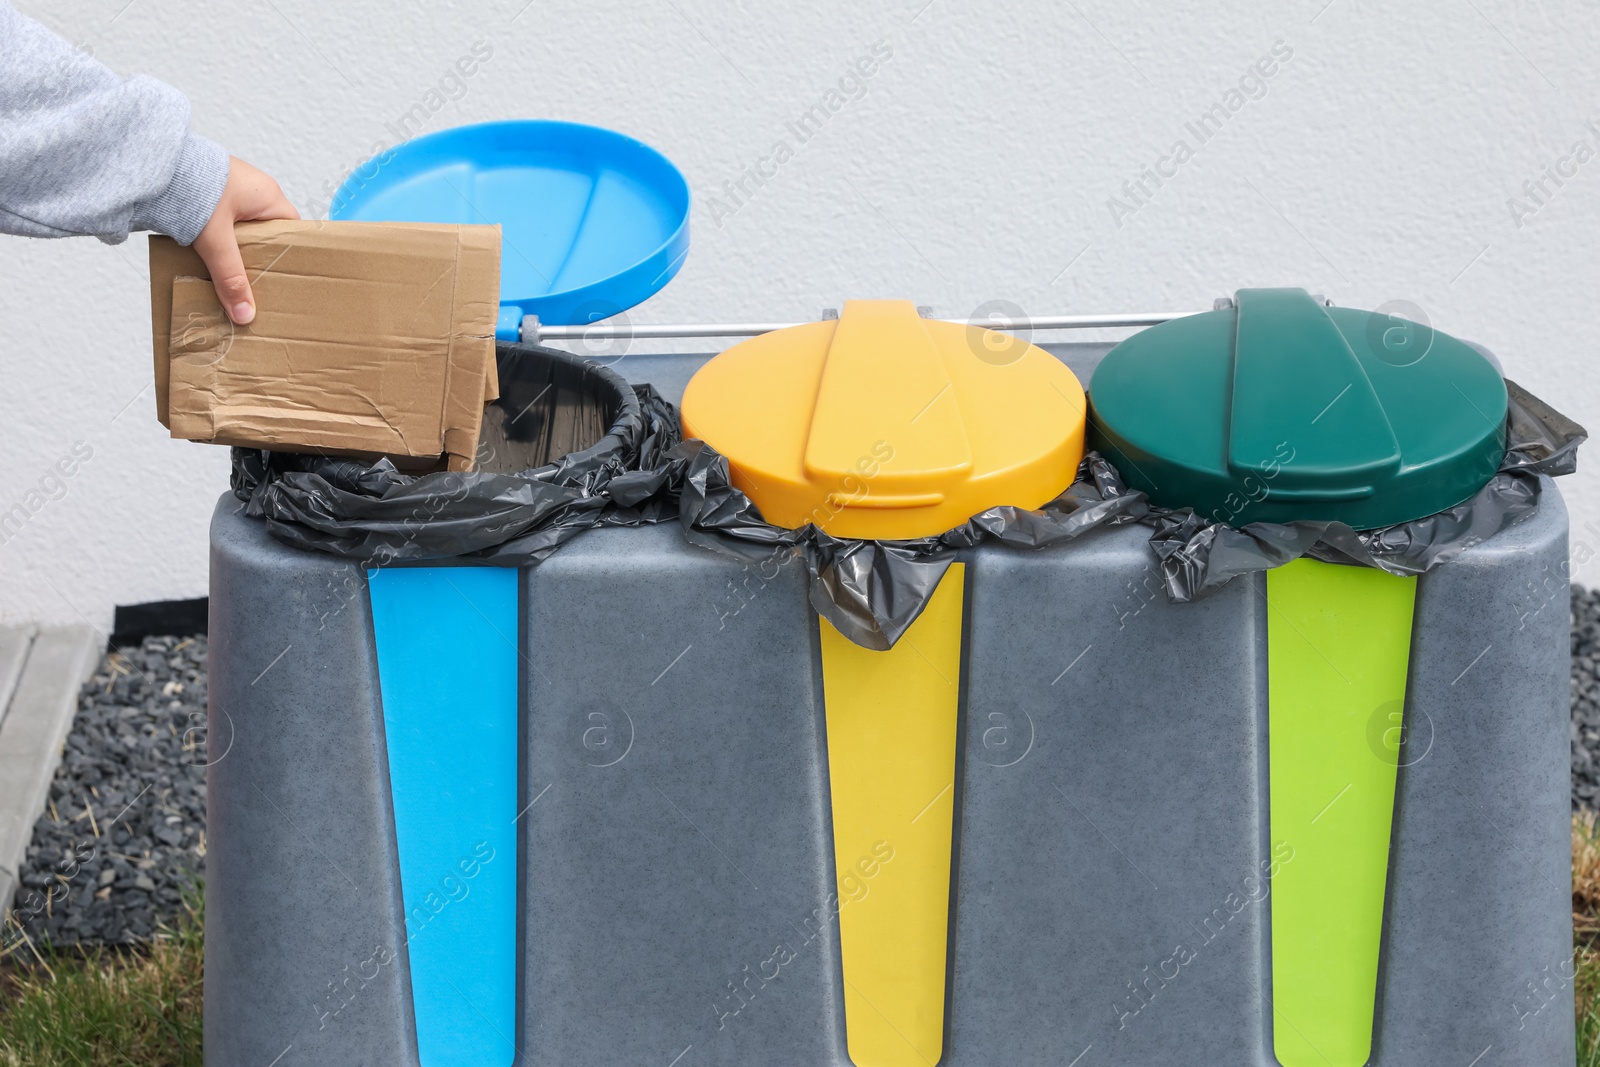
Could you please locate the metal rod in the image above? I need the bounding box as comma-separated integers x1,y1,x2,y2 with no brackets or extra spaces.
526,310,1204,343
534,321,810,340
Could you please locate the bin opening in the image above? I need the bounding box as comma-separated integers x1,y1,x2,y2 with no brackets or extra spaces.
476,346,636,474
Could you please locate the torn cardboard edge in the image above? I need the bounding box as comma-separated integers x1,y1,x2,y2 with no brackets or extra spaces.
150,219,501,471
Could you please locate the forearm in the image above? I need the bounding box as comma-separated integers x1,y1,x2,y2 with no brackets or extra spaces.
0,1,228,245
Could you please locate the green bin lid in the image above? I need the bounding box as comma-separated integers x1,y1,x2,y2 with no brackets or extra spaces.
1087,288,1508,530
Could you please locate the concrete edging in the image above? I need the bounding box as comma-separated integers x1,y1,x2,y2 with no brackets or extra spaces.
0,624,99,919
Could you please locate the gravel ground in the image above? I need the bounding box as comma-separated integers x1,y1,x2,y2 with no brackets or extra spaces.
5,636,207,949
4,596,1600,946
1575,586,1600,810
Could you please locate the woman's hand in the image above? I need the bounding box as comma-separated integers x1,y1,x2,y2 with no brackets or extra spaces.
190,156,299,325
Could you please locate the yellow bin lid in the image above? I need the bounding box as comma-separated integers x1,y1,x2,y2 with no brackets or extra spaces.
680,299,1087,540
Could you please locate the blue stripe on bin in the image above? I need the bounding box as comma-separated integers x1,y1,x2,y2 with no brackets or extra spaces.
368,567,519,1067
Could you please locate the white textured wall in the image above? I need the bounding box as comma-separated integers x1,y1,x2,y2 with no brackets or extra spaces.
2,0,1597,632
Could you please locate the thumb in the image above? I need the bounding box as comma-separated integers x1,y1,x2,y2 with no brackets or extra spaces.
194,223,255,325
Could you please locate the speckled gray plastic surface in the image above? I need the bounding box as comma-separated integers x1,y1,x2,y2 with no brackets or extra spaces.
1377,489,1573,1066
952,524,1269,1065
207,503,420,1067
205,341,1574,1067
520,523,846,1067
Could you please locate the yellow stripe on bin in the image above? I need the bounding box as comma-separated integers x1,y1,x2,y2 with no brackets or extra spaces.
820,565,964,1067
1267,558,1417,1067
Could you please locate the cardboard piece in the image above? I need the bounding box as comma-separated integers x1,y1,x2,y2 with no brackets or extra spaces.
149,219,501,471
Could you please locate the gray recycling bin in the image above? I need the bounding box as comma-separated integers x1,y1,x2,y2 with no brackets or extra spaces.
207,296,1573,1067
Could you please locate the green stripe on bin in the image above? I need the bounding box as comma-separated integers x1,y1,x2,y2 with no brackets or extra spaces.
1268,558,1416,1067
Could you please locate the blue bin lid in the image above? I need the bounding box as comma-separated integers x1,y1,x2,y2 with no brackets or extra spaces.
331,120,690,339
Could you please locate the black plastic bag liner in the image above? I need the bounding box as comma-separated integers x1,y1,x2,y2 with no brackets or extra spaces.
230,351,1580,649
672,443,1149,650
1146,379,1586,602
231,343,681,566
670,379,1581,646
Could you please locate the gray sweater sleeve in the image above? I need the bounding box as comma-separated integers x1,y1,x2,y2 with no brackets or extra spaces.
0,1,230,245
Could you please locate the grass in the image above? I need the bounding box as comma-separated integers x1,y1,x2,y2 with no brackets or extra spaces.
1582,950,1600,1067
1,835,1600,1063
1577,813,1600,1065
0,886,203,1067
